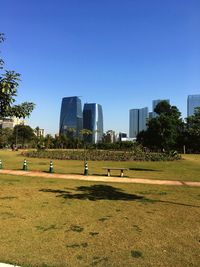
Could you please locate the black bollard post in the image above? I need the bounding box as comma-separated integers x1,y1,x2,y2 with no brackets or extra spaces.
84,162,88,176
23,159,28,171
49,161,54,173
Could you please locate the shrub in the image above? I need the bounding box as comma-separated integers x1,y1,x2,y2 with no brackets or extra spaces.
22,149,181,162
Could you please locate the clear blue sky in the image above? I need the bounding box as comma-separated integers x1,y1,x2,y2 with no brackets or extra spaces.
1,0,200,135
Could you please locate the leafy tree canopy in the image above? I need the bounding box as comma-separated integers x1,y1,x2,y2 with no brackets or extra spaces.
0,33,35,118
184,107,200,153
0,127,13,148
186,107,200,136
154,100,181,119
12,124,35,146
137,101,184,151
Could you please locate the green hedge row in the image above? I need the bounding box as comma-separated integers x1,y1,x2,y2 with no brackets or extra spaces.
22,149,181,161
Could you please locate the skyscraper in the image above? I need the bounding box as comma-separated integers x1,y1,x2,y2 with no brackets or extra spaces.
152,99,170,118
129,107,149,138
139,108,149,132
83,103,103,144
187,95,200,117
129,109,139,138
59,96,83,138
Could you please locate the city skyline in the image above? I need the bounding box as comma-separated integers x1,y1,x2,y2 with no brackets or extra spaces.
1,0,200,135
58,95,200,139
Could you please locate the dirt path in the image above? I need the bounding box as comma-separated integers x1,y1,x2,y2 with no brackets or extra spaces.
0,169,200,187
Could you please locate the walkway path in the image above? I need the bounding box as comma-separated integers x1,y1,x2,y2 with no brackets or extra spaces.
0,264,20,267
0,169,200,187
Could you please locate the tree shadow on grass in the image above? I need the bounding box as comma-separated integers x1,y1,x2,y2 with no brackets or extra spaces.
156,200,200,208
39,185,200,207
39,184,145,201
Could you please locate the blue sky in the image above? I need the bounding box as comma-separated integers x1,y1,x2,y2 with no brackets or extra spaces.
1,0,200,135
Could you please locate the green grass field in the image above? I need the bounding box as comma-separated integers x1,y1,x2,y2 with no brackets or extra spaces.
0,150,200,266
0,150,200,181
0,173,200,267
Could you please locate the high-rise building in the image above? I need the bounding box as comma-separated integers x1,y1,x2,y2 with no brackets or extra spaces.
83,103,103,144
149,112,153,120
152,99,170,118
139,108,149,132
187,95,200,117
129,109,139,138
129,107,149,138
59,96,83,138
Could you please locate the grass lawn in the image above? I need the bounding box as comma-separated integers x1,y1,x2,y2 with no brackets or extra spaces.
0,173,200,267
0,150,200,181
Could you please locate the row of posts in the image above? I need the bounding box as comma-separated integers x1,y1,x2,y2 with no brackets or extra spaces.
0,159,89,175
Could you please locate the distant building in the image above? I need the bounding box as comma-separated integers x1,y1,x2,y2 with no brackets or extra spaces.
129,107,149,138
103,130,116,143
187,95,200,117
149,112,153,120
139,108,148,132
34,128,45,137
0,117,25,129
129,109,139,139
83,103,103,144
119,132,127,142
152,99,170,118
59,96,83,138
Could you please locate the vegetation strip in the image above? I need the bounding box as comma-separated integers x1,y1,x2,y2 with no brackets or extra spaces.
0,169,200,187
22,149,181,161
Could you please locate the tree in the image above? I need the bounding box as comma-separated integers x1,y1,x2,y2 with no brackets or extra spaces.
0,127,13,148
53,135,63,149
0,33,35,119
80,129,93,145
137,101,184,151
80,129,93,162
44,134,54,149
12,125,35,147
185,107,200,153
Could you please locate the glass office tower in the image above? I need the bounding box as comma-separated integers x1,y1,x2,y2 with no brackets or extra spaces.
139,107,149,132
83,103,103,144
129,109,139,138
187,95,200,117
129,107,149,138
152,99,170,118
59,96,83,138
